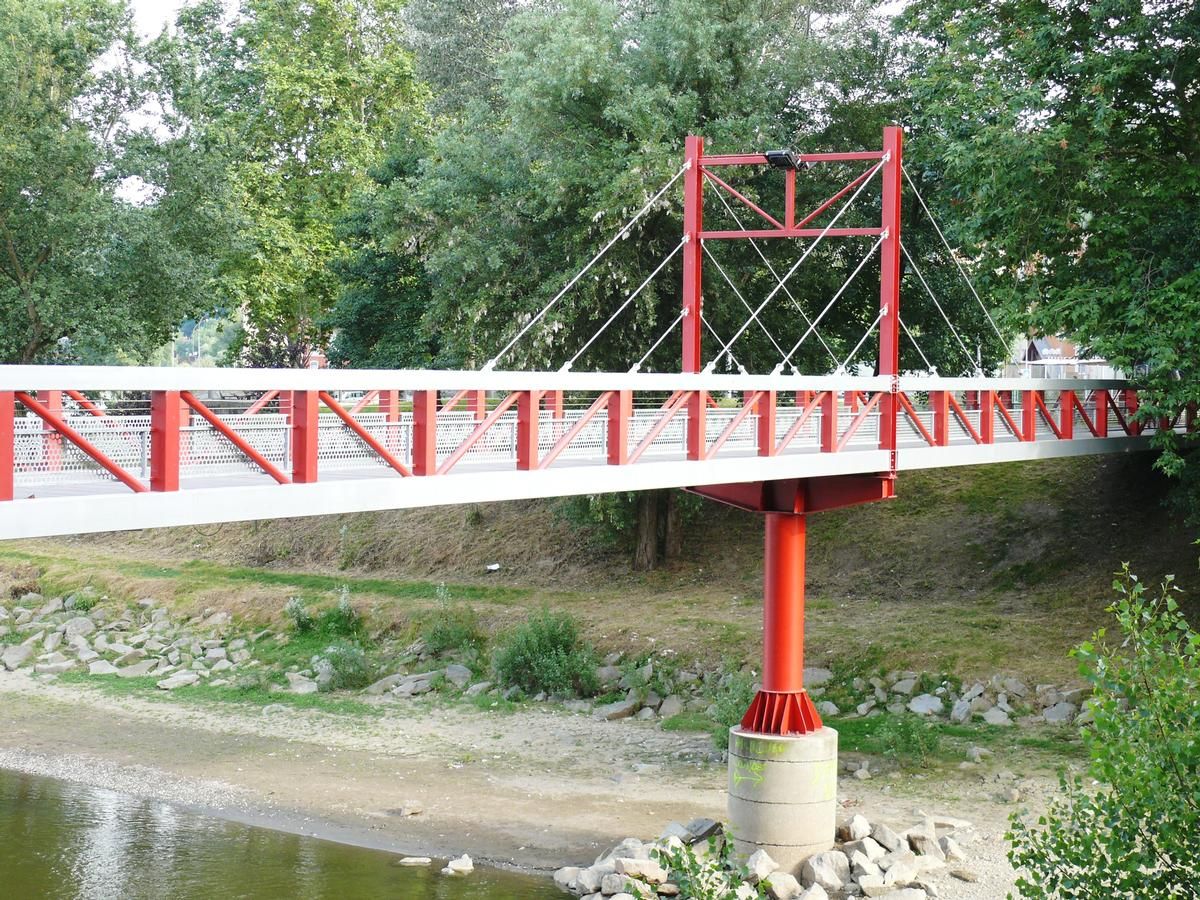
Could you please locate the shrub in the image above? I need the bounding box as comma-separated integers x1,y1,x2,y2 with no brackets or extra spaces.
641,832,766,900
318,590,361,638
493,608,598,697
420,588,485,656
874,714,940,768
1007,566,1200,897
284,597,314,633
320,643,374,691
708,671,757,749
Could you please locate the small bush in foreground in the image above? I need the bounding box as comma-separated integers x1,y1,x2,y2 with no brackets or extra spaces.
420,595,485,656
709,671,756,749
637,832,765,900
320,643,374,691
1007,566,1200,897
493,608,597,697
284,597,313,633
874,714,940,768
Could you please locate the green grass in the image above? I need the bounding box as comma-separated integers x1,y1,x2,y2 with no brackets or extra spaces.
661,711,717,733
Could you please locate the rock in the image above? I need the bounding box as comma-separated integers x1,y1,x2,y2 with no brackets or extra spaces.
744,848,778,883
1002,677,1028,697
262,704,290,715
764,872,801,899
982,707,1011,726
815,700,840,717
657,884,680,897
797,885,828,900
908,831,945,861
290,680,319,695
658,694,685,718
950,868,979,882
576,866,605,893
601,872,635,894
210,659,233,673
846,836,886,862
62,616,95,638
939,836,965,861
38,598,64,617
397,857,432,866
800,850,849,892
685,817,722,843
34,660,75,674
889,891,929,900
442,853,473,876
443,664,472,688
907,693,944,716
553,866,581,890
113,649,147,667
891,677,917,695
88,660,119,675
966,745,992,763
870,822,904,854
464,681,492,697
849,850,880,879
2,644,34,671
1000,787,1022,803
882,851,919,885
949,698,971,724
846,813,872,841
857,875,891,898
614,857,668,884
854,764,872,781
595,665,622,685
594,698,640,721
205,646,228,661
856,699,877,717
43,631,63,653
115,659,156,678
158,671,200,690
1042,701,1078,724
803,667,834,686
365,673,406,695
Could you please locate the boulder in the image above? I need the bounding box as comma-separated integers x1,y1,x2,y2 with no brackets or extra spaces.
882,851,919,885
908,693,944,716
949,698,971,724
117,659,157,678
939,836,965,862
800,850,849,892
575,866,604,893
857,874,891,898
397,857,432,866
34,660,75,675
815,700,840,717
444,664,472,688
744,849,778,883
1042,701,1078,724
870,822,904,854
891,677,918,695
765,871,801,899
63,616,96,639
908,830,945,861
43,631,63,653
157,671,200,690
442,853,473,876
464,681,492,697
614,857,668,884
594,698,640,721
797,885,828,900
88,660,119,675
601,873,635,894
803,667,834,686
658,694,685,718
982,707,1012,726
2,643,34,671
553,866,580,891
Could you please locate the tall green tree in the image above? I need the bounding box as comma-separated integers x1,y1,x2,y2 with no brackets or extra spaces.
899,0,1200,474
0,0,230,363
155,0,426,367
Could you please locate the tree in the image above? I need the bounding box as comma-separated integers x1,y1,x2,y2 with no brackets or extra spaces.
0,0,231,363
154,0,426,366
898,0,1200,479
1007,565,1200,897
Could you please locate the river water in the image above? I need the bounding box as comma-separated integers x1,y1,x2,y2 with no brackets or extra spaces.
0,768,563,899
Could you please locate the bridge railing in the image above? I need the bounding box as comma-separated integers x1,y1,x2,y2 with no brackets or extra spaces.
0,367,1154,502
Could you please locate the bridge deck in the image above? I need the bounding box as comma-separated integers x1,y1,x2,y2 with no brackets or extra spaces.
0,368,1155,539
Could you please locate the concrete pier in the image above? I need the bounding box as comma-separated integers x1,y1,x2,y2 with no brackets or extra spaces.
727,725,838,874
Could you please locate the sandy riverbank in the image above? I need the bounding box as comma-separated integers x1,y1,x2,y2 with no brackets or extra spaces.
0,671,1033,896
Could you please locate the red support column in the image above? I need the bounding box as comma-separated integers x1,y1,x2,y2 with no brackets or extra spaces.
740,512,822,735
0,391,12,501
1021,390,1037,441
517,390,542,470
878,125,903,468
468,389,487,422
930,391,950,446
291,390,319,483
682,135,704,372
820,391,838,452
1124,389,1142,435
979,391,995,443
150,390,182,492
1093,390,1109,437
1059,390,1075,439
607,390,631,464
757,390,777,457
687,391,707,460
39,390,63,472
412,390,437,475
547,390,564,420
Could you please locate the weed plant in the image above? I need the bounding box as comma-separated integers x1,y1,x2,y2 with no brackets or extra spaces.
493,608,598,697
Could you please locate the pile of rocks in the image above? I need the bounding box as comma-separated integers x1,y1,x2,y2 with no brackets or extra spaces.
832,671,1091,728
0,591,265,691
362,663,475,698
553,813,980,900
591,657,716,722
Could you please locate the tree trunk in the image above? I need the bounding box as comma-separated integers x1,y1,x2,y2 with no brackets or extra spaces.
633,491,659,571
663,490,684,562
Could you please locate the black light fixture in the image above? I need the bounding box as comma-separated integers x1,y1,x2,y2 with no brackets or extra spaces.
764,149,800,171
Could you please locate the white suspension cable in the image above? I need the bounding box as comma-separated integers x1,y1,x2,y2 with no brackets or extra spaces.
709,185,840,367
900,239,979,373
701,314,747,374
629,309,687,373
901,165,1009,355
776,233,886,372
701,156,888,373
899,315,936,373
701,243,791,368
836,307,886,374
484,164,689,371
561,238,686,372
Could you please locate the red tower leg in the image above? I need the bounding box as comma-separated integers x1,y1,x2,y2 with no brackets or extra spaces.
741,512,823,735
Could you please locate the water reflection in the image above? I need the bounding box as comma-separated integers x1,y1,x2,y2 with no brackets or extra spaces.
0,769,561,899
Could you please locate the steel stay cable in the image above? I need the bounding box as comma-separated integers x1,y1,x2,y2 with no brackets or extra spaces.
701,314,746,374
899,315,936,372
836,307,886,374
708,186,840,366
900,239,979,373
561,238,686,372
702,155,887,374
484,164,689,371
629,308,687,373
774,233,886,373
901,165,1009,355
701,243,790,368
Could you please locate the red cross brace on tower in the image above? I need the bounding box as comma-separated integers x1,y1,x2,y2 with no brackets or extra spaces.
680,125,905,736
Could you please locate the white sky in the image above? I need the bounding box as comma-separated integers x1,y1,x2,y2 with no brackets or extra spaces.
130,0,187,37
